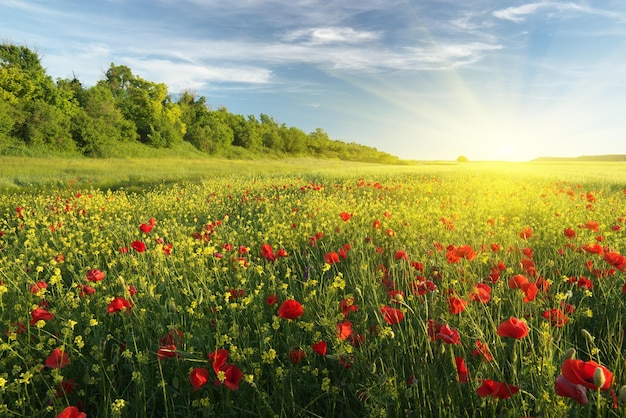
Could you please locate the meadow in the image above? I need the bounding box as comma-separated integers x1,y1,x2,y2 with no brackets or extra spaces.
0,157,625,417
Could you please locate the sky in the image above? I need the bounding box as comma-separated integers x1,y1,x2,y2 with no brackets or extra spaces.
2,0,626,161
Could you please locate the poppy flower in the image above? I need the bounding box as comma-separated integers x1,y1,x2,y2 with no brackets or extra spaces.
448,297,468,314
85,269,105,282
497,317,529,339
312,341,327,356
394,250,408,261
215,363,243,391
30,307,54,325
130,241,146,253
555,374,588,405
260,244,276,262
519,227,532,239
469,283,491,303
45,348,70,369
159,329,183,346
380,306,404,325
542,308,569,328
189,367,209,391
339,298,359,317
55,378,77,396
139,223,153,233
411,280,437,296
472,340,493,361
157,344,179,360
476,379,519,398
107,296,132,314
561,359,613,391
324,252,340,265
604,251,626,271
56,406,86,418
436,324,461,345
455,356,469,383
208,349,229,375
29,281,48,294
266,294,279,305
427,319,443,342
289,349,306,364
336,320,353,340
339,212,351,221
564,228,577,239
278,299,304,320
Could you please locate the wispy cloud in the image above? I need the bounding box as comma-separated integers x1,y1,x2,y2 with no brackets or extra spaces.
492,1,620,23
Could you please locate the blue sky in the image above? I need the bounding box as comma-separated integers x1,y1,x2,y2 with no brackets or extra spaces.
2,0,626,161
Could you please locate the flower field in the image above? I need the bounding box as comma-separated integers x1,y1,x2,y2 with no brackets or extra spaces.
0,162,625,417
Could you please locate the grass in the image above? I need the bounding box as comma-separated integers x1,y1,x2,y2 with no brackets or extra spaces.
0,157,625,417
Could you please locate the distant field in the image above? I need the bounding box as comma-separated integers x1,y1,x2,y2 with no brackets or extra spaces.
1,156,625,193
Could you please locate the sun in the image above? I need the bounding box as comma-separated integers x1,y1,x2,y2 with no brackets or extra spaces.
497,144,517,160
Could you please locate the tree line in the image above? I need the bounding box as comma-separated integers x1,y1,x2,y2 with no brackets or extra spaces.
0,43,401,163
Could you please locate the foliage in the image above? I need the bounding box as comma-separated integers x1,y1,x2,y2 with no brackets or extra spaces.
0,162,625,417
0,43,400,164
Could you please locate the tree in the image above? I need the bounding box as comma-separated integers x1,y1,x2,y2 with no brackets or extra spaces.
456,155,469,162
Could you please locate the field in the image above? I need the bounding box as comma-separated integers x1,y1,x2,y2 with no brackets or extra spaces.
0,157,625,417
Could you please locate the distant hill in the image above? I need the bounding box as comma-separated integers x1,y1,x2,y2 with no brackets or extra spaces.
532,154,626,162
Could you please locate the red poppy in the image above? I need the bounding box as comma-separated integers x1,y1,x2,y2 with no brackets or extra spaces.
555,374,588,405
472,340,493,361
561,359,613,391
107,296,132,314
312,341,327,356
604,251,626,271
45,348,70,369
30,307,54,324
564,228,577,239
577,276,594,290
208,349,229,375
448,297,468,315
339,212,351,221
580,220,600,232
436,324,461,345
542,308,569,328
276,248,288,258
380,305,404,325
387,290,405,303
260,244,276,262
157,344,178,360
476,379,519,398
411,280,437,296
29,281,48,294
469,283,491,303
582,243,603,255
339,298,359,317
497,317,529,339
189,367,209,391
130,241,146,253
55,379,77,396
455,356,469,383
215,363,243,391
324,252,340,264
394,250,408,261
336,320,353,340
289,349,306,364
56,406,86,418
159,329,183,346
139,223,153,233
427,319,443,342
278,299,304,320
519,227,532,239
86,269,105,282
266,294,279,305
77,284,96,297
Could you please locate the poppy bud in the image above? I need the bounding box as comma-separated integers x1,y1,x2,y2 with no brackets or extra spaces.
581,329,594,344
561,348,577,364
593,367,606,390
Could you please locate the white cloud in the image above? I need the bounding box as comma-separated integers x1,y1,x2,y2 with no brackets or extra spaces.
282,27,382,45
492,2,617,23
